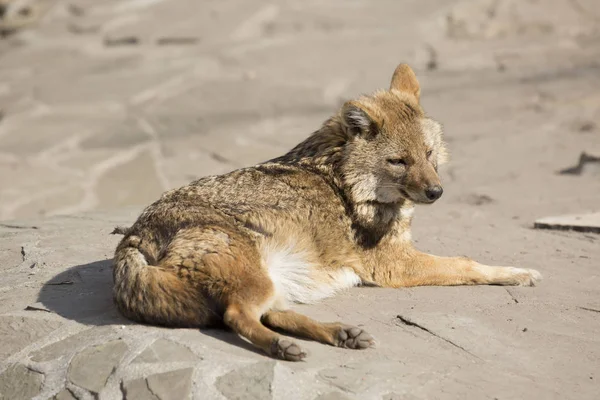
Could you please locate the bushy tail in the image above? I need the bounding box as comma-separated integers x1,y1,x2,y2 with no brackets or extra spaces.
113,235,216,327
110,226,130,235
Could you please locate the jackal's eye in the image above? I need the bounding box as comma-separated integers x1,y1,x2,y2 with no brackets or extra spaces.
426,149,433,158
387,158,406,166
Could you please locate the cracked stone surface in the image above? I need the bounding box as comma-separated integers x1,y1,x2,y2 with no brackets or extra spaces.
122,377,160,400
0,364,44,399
0,0,599,399
30,326,115,363
132,339,198,364
53,388,78,400
146,368,194,400
0,316,62,360
315,393,354,400
216,362,275,400
1,0,598,222
122,368,193,400
67,339,128,395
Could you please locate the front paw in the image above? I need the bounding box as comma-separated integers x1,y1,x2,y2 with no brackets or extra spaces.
502,267,543,286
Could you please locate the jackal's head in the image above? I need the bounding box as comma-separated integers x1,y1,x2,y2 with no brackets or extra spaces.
339,64,448,205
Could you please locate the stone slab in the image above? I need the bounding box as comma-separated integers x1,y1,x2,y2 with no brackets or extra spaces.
0,364,43,400
132,339,198,364
122,377,160,400
122,368,193,400
67,340,128,395
534,212,600,233
0,316,62,360
146,368,194,400
216,362,274,400
53,388,78,400
31,326,115,363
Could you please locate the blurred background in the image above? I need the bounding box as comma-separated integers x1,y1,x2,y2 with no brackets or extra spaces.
0,0,598,222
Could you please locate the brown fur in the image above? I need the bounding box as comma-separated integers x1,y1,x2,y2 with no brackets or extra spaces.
113,64,542,361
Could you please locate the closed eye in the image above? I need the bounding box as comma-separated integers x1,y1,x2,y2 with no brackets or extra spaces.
387,158,406,166
426,149,433,158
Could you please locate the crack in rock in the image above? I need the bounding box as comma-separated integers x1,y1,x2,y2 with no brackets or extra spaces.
395,314,481,360
577,306,600,313
68,340,128,395
122,368,193,400
505,288,519,303
0,223,39,230
0,364,44,399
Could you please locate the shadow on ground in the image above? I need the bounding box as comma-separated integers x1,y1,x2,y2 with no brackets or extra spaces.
37,259,262,356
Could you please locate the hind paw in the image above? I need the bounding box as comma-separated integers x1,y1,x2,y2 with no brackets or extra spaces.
336,326,375,349
271,338,307,361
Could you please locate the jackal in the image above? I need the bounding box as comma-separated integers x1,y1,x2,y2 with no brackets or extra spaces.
113,64,541,361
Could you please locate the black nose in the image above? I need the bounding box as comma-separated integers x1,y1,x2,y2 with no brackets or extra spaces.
425,185,443,201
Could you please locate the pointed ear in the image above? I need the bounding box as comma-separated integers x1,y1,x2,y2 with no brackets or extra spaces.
341,101,378,137
390,64,420,101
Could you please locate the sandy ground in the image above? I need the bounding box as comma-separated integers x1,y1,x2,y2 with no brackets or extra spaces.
0,0,599,399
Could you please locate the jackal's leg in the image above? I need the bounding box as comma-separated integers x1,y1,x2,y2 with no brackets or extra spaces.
261,310,375,349
391,252,542,287
220,267,308,361
218,265,307,361
161,226,307,361
223,305,306,361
